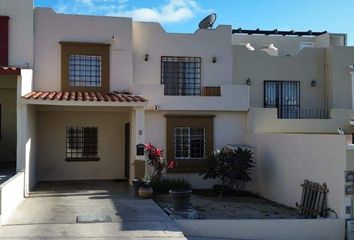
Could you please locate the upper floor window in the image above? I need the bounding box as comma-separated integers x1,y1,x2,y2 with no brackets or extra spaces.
60,42,110,92
69,55,102,87
161,56,201,96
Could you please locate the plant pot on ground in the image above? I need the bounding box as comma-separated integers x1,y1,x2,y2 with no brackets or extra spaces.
138,185,154,199
132,179,150,197
169,189,192,213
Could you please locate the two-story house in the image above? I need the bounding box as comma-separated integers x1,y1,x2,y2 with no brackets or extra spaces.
0,0,34,223
5,0,354,223
17,7,250,192
232,29,354,219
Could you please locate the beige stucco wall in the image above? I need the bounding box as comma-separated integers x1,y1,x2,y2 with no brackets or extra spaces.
247,133,347,218
327,46,354,109
25,105,37,191
232,34,318,56
176,219,345,240
34,8,133,92
0,172,24,223
36,109,129,181
145,110,247,154
133,23,233,86
0,76,17,162
247,108,354,134
0,0,33,67
145,110,251,189
233,46,327,110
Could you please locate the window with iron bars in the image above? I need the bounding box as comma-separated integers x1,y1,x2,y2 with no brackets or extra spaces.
69,55,102,87
66,127,99,161
174,127,205,159
161,56,201,96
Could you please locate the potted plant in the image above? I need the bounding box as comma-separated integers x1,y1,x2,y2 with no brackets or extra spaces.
200,148,255,197
135,143,176,199
132,178,150,198
169,188,192,212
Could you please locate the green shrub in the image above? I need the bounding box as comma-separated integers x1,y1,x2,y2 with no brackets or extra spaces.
150,178,191,194
200,148,255,197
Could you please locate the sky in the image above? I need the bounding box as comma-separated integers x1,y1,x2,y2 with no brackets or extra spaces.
34,0,354,45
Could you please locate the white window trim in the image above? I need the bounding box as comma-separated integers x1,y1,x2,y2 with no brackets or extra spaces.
174,127,205,160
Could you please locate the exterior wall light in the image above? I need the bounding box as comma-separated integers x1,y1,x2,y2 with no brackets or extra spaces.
346,185,354,195
346,171,354,182
311,79,317,87
212,56,217,63
145,54,149,62
246,78,251,86
154,105,159,111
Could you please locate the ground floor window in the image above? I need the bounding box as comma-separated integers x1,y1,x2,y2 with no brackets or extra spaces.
174,127,205,159
66,126,99,161
165,115,214,173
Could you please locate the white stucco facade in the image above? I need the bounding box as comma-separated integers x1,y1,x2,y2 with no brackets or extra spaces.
34,8,133,92
2,2,354,231
0,0,33,67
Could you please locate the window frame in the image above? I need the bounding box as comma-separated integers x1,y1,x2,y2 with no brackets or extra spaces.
161,56,201,96
60,42,110,92
65,126,100,162
68,54,102,87
174,127,206,160
165,115,214,173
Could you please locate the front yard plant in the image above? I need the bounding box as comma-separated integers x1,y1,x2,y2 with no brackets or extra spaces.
200,148,255,197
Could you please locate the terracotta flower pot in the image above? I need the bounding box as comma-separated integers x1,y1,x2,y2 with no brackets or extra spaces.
138,186,153,199
169,189,192,212
132,179,150,197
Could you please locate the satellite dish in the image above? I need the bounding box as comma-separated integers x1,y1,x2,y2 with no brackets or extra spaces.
198,13,217,29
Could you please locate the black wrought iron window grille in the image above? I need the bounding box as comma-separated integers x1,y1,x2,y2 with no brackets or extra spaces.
69,55,102,87
174,127,205,159
66,127,98,161
161,56,201,96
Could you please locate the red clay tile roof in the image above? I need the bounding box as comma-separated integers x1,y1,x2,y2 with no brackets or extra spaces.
23,91,147,103
0,66,20,75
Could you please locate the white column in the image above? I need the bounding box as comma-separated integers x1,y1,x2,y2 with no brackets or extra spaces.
134,107,146,154
351,71,354,109
130,107,146,182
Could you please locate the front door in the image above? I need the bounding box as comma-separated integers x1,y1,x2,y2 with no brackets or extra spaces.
264,81,300,119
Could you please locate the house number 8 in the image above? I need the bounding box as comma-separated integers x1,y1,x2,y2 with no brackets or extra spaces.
139,130,143,135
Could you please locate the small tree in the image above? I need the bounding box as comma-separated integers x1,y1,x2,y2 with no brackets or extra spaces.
200,148,255,196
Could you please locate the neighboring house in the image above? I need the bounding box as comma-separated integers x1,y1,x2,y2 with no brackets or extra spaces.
2,0,354,222
0,0,33,171
0,0,33,223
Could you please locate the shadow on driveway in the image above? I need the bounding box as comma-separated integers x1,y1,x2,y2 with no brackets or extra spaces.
0,180,186,239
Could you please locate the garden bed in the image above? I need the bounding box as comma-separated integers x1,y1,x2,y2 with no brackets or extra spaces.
153,192,303,219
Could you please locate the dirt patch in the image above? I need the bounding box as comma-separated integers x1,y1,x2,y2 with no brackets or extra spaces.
153,193,303,219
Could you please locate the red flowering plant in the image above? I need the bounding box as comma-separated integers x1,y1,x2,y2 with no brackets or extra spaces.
144,143,176,181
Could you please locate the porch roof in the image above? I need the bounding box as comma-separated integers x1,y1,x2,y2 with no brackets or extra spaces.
22,91,147,106
0,66,21,75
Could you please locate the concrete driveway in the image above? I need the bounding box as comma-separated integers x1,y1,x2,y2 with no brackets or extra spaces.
0,181,186,239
